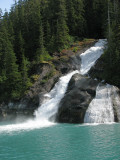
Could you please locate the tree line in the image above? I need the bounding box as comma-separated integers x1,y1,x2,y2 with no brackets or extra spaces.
0,0,119,102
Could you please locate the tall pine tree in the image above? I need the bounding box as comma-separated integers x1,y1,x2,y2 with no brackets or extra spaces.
36,23,46,63
55,0,69,52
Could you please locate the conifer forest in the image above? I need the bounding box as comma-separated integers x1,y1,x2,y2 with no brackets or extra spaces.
0,0,120,102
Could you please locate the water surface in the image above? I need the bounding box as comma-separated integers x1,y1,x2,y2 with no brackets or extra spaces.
0,123,120,160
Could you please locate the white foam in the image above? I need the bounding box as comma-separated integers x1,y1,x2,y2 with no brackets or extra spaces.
0,119,55,133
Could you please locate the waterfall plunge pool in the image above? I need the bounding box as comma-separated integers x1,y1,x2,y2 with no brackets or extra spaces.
0,123,120,160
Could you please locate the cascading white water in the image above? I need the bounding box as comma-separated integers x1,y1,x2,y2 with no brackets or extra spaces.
80,39,116,123
80,39,106,75
84,84,115,123
34,70,79,121
0,39,108,132
34,39,106,121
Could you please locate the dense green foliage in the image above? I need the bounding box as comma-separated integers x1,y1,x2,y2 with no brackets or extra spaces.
102,0,120,87
0,0,119,102
84,0,108,38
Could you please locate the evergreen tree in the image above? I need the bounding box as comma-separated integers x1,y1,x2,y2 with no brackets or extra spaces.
21,54,31,91
15,31,25,65
74,0,85,37
18,0,25,33
84,0,108,38
0,22,10,84
8,20,15,45
65,0,76,36
0,22,22,100
5,40,22,99
36,23,46,62
0,26,7,85
55,0,69,52
44,21,51,51
66,0,85,37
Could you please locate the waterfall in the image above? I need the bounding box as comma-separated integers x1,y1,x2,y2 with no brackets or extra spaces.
83,40,120,124
34,39,106,121
0,39,108,132
84,84,115,123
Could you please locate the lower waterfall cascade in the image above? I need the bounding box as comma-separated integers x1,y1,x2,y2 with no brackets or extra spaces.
0,39,119,132
34,70,79,121
84,84,115,123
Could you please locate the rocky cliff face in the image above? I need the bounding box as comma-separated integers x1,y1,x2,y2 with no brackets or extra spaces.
0,52,82,121
56,74,99,123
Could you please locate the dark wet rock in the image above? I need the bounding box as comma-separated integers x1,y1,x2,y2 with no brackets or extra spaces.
88,56,105,80
56,74,99,123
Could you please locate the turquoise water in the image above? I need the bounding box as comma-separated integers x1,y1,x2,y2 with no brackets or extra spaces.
0,123,120,160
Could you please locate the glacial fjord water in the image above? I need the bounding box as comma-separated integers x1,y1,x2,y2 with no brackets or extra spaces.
0,123,120,160
0,39,120,160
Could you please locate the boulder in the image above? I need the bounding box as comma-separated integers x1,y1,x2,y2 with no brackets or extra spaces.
56,73,99,123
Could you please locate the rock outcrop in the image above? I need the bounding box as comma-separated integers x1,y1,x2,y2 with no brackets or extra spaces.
88,56,105,80
56,73,99,123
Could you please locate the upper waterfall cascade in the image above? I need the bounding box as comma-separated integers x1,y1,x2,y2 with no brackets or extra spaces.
80,39,106,75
